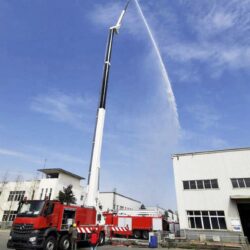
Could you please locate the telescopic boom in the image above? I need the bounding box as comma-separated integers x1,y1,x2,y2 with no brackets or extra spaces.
85,1,130,214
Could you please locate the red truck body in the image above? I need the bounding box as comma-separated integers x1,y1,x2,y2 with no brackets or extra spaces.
7,201,168,250
104,211,166,240
7,200,105,250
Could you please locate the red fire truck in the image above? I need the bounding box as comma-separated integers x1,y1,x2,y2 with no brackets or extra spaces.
104,210,168,240
8,2,131,250
7,199,106,250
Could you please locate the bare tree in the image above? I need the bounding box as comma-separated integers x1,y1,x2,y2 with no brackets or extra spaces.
0,171,9,227
30,172,39,200
0,171,8,197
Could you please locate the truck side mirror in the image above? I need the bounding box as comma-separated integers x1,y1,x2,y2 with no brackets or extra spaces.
44,203,54,216
43,204,49,216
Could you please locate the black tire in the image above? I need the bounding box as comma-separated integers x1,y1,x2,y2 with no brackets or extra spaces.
43,236,57,250
99,231,105,246
142,230,149,240
133,230,141,239
59,235,71,250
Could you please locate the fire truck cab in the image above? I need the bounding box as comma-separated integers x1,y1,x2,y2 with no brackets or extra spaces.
7,199,105,250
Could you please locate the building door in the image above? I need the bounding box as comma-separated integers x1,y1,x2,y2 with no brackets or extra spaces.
237,203,250,241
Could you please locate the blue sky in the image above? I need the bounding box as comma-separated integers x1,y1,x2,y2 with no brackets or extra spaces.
0,0,249,209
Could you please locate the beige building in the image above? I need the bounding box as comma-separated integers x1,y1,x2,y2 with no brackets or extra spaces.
173,147,250,243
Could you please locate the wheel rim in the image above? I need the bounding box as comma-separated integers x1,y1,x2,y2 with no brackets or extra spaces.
134,231,140,239
46,240,55,250
143,231,149,239
63,239,70,249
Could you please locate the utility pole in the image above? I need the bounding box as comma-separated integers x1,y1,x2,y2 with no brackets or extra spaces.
31,172,39,200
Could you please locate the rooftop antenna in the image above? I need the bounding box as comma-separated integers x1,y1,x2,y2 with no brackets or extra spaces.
43,158,47,169
41,158,47,179
85,1,130,212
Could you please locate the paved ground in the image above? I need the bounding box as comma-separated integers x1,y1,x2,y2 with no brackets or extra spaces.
2,229,247,250
0,230,186,250
0,230,10,250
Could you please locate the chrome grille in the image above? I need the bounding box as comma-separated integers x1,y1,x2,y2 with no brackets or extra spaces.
12,224,33,234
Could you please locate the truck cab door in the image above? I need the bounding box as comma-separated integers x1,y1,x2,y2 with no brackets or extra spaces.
60,209,76,230
43,202,56,227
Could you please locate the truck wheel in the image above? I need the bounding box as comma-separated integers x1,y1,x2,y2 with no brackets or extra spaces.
43,236,57,250
142,230,149,240
99,232,105,245
133,230,141,239
59,235,70,250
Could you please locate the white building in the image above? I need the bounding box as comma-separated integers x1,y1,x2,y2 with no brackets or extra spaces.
173,147,250,243
0,168,143,226
99,191,141,212
0,168,86,226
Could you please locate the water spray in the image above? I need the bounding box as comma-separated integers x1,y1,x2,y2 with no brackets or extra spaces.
134,0,180,128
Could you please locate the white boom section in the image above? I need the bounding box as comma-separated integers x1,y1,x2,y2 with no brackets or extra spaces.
111,9,126,32
85,108,105,208
84,1,130,222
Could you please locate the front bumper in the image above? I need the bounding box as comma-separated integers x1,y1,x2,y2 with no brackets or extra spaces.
7,231,45,249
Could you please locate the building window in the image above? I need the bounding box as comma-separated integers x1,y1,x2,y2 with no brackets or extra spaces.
197,180,204,189
7,191,25,201
49,188,52,199
31,190,35,200
231,178,250,188
183,181,189,189
211,179,219,188
183,179,219,190
2,210,18,222
187,210,227,230
190,181,196,189
8,191,14,201
40,188,44,200
45,188,48,198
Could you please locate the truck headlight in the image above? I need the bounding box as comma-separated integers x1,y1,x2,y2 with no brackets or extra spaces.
29,237,37,242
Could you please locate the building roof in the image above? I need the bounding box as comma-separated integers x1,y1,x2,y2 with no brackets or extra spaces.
38,168,85,180
172,147,250,158
230,195,250,200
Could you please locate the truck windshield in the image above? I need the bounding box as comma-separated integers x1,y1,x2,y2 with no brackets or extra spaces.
17,201,45,217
